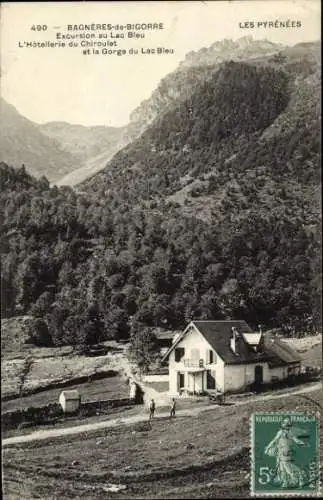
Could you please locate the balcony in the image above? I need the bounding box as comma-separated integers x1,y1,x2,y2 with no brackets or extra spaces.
183,359,205,371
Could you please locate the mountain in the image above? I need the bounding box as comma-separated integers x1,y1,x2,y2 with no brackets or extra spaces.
57,36,289,186
12,36,291,187
179,36,285,68
0,100,126,186
53,37,289,187
83,41,320,224
0,39,321,349
126,36,288,140
0,98,80,182
79,40,320,331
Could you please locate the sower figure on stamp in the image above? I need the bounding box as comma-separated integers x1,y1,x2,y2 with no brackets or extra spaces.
170,398,176,418
149,398,155,420
264,417,308,488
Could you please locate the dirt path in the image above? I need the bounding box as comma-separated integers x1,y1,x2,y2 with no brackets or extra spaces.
3,382,321,447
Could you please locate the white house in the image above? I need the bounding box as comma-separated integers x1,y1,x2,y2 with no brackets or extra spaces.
161,321,301,396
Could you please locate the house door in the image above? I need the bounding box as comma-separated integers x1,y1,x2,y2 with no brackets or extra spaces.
255,365,263,385
206,370,216,390
178,372,185,391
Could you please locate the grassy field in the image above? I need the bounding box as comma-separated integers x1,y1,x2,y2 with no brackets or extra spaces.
3,389,322,499
1,316,130,401
2,373,129,413
1,352,130,398
282,335,322,352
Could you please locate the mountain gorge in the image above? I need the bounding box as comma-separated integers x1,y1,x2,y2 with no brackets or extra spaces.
39,122,126,186
0,38,321,350
0,97,127,186
39,122,124,163
0,98,80,182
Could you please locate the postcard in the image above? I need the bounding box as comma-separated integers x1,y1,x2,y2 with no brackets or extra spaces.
1,1,321,498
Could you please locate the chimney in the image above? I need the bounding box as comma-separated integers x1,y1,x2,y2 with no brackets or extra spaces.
230,327,238,354
256,324,263,353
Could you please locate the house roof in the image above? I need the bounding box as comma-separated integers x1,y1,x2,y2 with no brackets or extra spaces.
192,320,265,364
162,321,301,367
60,390,80,400
154,329,179,341
263,336,302,367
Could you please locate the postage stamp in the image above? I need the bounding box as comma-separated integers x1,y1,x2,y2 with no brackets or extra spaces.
251,412,320,496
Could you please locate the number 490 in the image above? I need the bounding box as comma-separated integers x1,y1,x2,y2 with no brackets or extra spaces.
31,25,47,31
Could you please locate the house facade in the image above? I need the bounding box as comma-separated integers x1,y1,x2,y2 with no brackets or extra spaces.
162,321,301,396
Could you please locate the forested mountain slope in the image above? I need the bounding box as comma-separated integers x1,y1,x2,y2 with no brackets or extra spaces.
127,36,287,138
84,45,320,224
0,41,321,350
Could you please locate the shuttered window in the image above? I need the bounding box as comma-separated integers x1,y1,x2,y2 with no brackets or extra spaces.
191,348,200,360
175,348,185,362
207,350,216,364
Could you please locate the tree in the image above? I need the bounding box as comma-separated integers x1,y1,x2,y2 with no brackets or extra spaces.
81,304,105,346
128,323,160,373
27,318,53,347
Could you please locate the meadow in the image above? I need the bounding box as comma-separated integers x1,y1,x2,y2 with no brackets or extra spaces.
3,389,322,499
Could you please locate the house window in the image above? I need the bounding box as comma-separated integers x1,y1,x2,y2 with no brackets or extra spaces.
191,348,200,360
178,372,185,390
208,350,216,364
206,370,216,390
175,348,185,362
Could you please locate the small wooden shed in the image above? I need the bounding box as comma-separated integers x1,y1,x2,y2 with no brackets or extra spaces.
59,390,81,413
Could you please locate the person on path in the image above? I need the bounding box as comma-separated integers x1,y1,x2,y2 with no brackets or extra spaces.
149,398,156,420
170,398,176,418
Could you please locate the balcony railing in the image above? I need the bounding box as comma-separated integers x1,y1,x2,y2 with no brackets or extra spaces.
183,359,204,368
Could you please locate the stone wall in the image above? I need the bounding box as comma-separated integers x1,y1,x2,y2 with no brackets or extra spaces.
2,397,137,431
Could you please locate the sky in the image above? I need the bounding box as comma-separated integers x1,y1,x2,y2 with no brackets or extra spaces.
0,1,321,127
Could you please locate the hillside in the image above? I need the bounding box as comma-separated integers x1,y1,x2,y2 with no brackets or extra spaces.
54,138,128,187
0,40,321,351
81,43,320,331
39,122,126,186
0,99,80,182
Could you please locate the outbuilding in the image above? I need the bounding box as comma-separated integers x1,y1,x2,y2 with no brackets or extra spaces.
129,378,137,399
59,390,81,413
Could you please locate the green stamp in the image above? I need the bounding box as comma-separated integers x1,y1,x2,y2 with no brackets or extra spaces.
251,412,320,496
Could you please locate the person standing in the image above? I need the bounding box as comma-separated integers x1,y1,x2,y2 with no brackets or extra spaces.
170,397,176,418
149,398,156,420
